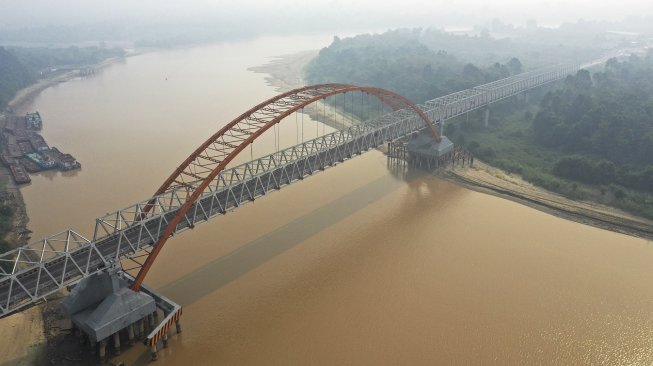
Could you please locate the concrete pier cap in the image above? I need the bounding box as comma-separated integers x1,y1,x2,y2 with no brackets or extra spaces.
62,268,156,342
407,132,454,158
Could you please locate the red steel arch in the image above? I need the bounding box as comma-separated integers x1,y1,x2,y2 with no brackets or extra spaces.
130,84,439,291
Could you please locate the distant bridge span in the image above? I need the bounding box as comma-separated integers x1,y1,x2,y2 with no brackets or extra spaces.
0,62,579,318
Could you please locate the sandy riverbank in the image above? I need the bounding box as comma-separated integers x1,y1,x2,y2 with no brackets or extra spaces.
439,161,653,241
0,306,47,365
248,50,316,92
249,50,359,129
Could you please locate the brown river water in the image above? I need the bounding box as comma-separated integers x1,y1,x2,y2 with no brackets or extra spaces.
15,35,653,365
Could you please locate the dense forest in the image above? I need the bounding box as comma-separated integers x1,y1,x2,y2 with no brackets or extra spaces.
449,54,653,219
533,59,653,166
535,56,653,194
305,30,524,104
0,47,35,109
418,27,602,67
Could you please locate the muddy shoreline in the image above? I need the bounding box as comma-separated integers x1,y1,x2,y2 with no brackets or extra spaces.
438,161,653,241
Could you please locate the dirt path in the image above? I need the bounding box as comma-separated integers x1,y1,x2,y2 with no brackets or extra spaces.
440,161,653,241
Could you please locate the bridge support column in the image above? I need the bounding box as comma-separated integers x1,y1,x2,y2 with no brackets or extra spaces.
72,323,83,344
148,313,155,331
113,332,121,355
88,335,96,355
139,319,145,339
175,319,182,334
162,332,169,348
483,107,490,128
127,324,135,346
151,344,159,361
99,339,107,363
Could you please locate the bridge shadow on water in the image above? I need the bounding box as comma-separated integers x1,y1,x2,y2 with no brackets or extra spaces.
157,162,469,309
124,163,470,365
158,174,410,306
1,163,470,366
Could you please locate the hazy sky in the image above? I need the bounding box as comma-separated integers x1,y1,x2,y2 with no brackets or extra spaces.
1,0,652,30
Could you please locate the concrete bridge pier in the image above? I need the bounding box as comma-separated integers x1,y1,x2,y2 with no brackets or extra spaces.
175,319,182,334
127,324,135,346
405,132,454,169
151,344,159,361
72,323,83,344
88,335,96,355
99,339,107,363
484,107,490,128
139,319,145,339
113,332,121,355
162,332,169,348
61,269,157,362
147,313,154,333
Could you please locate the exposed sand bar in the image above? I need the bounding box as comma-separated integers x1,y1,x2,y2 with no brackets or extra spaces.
440,161,653,240
249,50,359,129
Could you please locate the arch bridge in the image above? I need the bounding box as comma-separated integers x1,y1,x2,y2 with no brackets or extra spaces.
0,63,578,317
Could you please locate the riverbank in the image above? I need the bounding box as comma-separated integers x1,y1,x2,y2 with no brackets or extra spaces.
0,305,47,365
0,70,82,248
256,50,653,241
7,55,125,114
0,55,127,249
248,50,315,92
439,161,653,240
0,55,127,366
249,50,359,129
1,77,75,248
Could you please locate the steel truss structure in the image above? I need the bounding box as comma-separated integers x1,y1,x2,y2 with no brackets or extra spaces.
0,62,578,317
